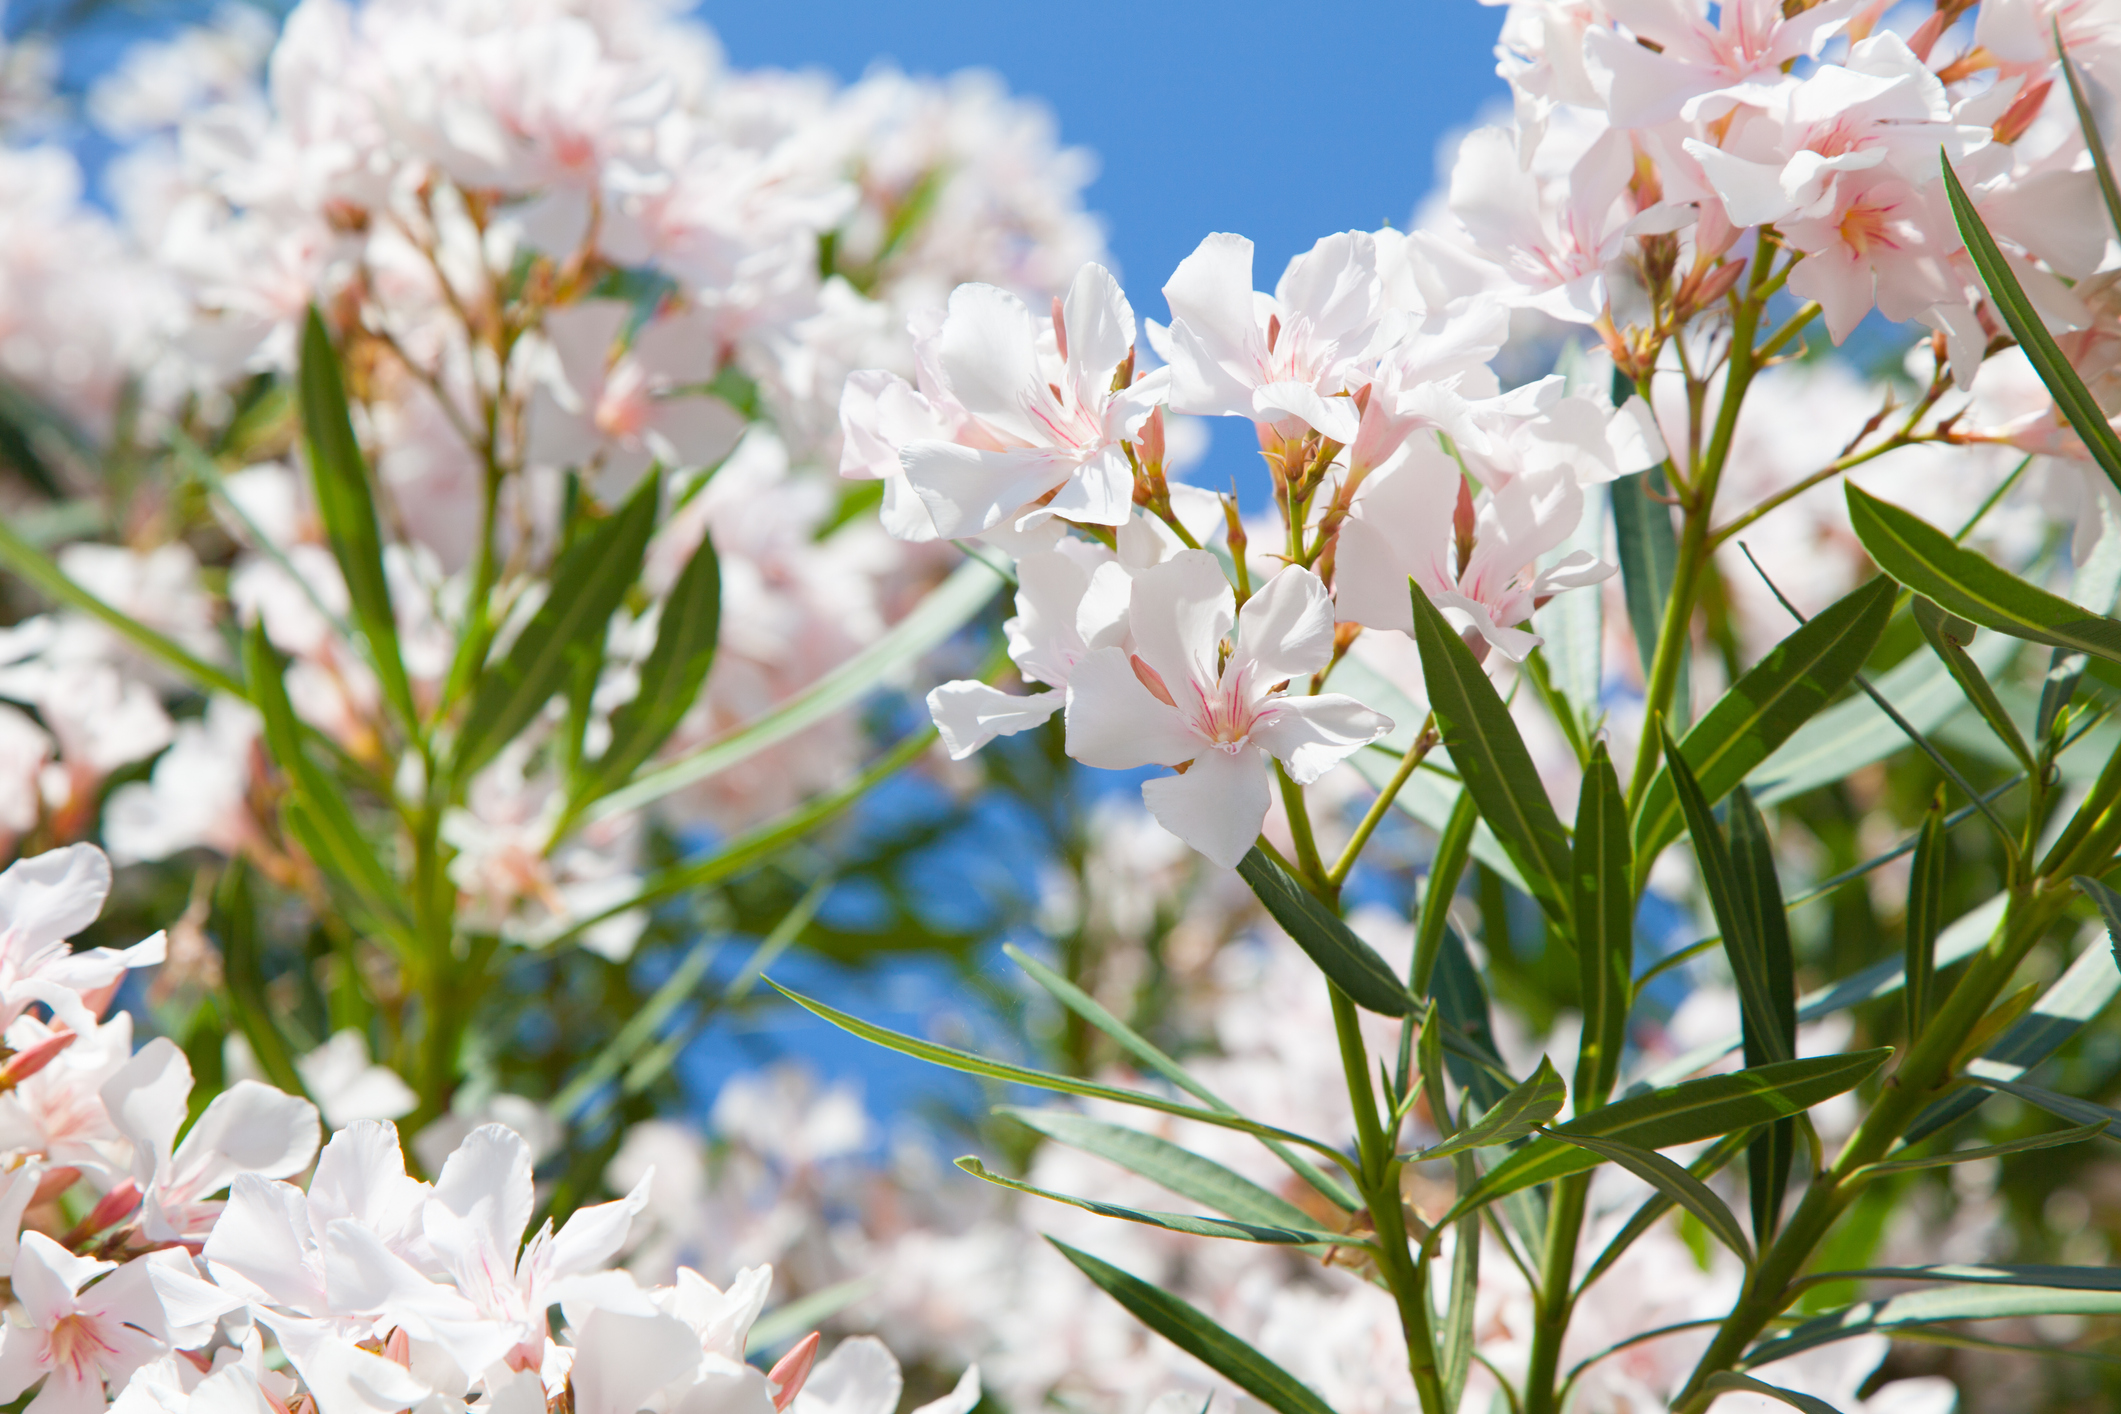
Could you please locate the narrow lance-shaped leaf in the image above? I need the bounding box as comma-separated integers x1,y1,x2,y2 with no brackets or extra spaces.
1048,1240,1338,1414
1572,744,1632,1110
1410,581,1573,925
1969,1075,2121,1139
1904,930,2121,1144
1906,792,1949,1041
1942,150,2121,496
958,1159,1344,1246
298,309,416,728
1635,575,1894,870
1728,786,1797,1247
1448,1050,1891,1219
1848,1122,2107,1184
1662,726,1793,1066
1702,1373,1845,1414
766,981,1342,1157
1000,1108,1323,1234
1413,1056,1565,1161
1545,1128,1753,1268
1913,597,2037,774
1002,943,1357,1213
574,526,721,810
1411,787,1479,999
2077,874,2121,973
454,473,659,781
1850,482,2121,667
1743,1281,2121,1368
1431,924,1513,1111
1612,466,1690,729
1236,847,1413,1016
1576,1131,1752,1298
2059,23,2121,241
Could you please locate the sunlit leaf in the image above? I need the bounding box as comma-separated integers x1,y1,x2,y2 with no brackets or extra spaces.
1236,847,1412,1016
1547,1128,1752,1267
1413,1056,1566,1162
1572,745,1633,1109
958,1157,1344,1245
1049,1240,1338,1414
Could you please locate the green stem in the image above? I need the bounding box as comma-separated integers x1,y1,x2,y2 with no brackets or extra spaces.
1277,763,1329,890
1330,987,1449,1414
1670,883,2069,1409
1524,1171,1592,1414
1328,719,1437,887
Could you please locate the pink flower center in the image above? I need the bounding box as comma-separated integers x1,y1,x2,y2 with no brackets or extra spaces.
594,362,654,442
45,1314,111,1381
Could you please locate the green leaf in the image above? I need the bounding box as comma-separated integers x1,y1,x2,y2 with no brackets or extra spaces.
999,1108,1324,1233
1904,929,2121,1144
1848,1122,2107,1183
1412,787,1480,1000
590,554,1004,822
1702,1373,1844,1414
1970,1076,2121,1139
1547,1127,1753,1267
1451,1050,1890,1219
1913,597,2037,774
1431,924,1515,1111
1576,1131,1752,1298
1744,1281,2121,1368
1728,786,1797,1247
298,309,415,728
2059,27,2121,241
576,526,720,807
454,475,658,781
1048,1239,1336,1414
1410,582,1573,925
1906,794,1949,1041
243,623,409,940
1636,576,1894,868
1849,483,2121,666
211,860,311,1102
1751,628,2018,806
1661,728,1793,1067
2076,874,2121,973
1414,1056,1566,1161
959,1158,1344,1245
1235,847,1412,1016
1942,151,2121,496
1612,468,1690,730
1003,944,1357,1212
1800,1261,2121,1294
0,516,243,698
1572,744,1633,1109
766,981,1344,1160
1630,897,2007,1094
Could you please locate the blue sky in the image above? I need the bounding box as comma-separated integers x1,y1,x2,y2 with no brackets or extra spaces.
704,0,1514,503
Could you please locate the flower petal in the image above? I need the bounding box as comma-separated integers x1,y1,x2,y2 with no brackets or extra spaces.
1061,648,1199,770
1251,694,1393,785
926,682,1062,760
1233,566,1336,684
1140,747,1270,870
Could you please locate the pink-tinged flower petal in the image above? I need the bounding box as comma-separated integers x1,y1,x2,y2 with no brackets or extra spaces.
0,844,111,947
1273,231,1380,347
794,1335,901,1414
1251,694,1393,785
646,396,745,471
1161,233,1258,375
24,1362,103,1414
306,1119,427,1239
570,1312,705,1414
140,1249,246,1348
1031,444,1134,529
926,682,1062,760
909,1366,980,1414
1061,649,1199,770
1233,567,1337,684
430,1124,536,1275
12,1232,103,1326
1125,551,1235,705
1140,747,1271,870
201,1173,328,1312
1059,263,1133,387
0,1326,44,1404
1251,381,1360,443
548,1172,652,1280
252,1311,432,1414
1331,518,1419,636
1160,316,1256,421
935,284,1043,447
900,443,1067,539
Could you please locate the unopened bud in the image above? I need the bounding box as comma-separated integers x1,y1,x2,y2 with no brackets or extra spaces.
0,1028,76,1090
1050,296,1068,364
80,1178,142,1236
768,1333,821,1412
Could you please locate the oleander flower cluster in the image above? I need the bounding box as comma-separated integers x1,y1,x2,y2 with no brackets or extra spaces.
0,842,968,1414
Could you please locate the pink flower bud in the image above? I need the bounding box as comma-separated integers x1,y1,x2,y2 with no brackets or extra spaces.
768,1332,821,1412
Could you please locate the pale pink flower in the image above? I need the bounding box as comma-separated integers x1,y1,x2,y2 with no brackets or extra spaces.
1446,119,1638,324
897,262,1164,538
1063,554,1391,868
0,1235,190,1414
1155,230,1390,444
0,846,165,1036
1583,0,1861,129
